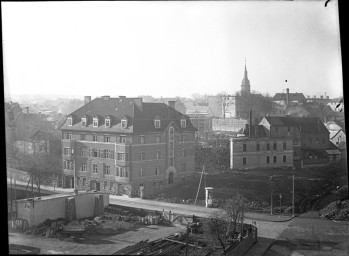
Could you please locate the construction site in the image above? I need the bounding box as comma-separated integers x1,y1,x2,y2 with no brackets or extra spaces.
8,190,257,255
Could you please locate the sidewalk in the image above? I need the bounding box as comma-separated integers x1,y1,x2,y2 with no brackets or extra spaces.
109,195,295,223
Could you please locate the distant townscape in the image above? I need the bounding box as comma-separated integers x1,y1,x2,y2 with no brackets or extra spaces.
6,63,347,255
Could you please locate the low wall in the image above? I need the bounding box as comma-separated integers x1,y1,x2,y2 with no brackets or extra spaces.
16,192,109,227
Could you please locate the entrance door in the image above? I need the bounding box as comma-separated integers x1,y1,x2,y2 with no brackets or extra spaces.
168,172,174,184
96,182,100,191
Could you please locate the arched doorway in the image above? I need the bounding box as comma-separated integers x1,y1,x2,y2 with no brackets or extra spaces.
168,172,174,184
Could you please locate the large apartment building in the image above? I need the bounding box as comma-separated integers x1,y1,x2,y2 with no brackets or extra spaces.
60,96,197,198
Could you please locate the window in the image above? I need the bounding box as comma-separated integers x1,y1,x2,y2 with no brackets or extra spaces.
105,119,110,128
140,153,145,160
63,161,67,169
283,156,287,163
93,149,98,158
104,165,111,175
243,157,246,165
140,136,145,144
117,153,125,161
154,119,161,128
93,117,98,127
181,119,186,128
182,150,187,157
80,134,86,141
81,117,87,127
273,143,277,150
67,117,72,126
170,157,174,166
81,163,87,172
125,168,128,177
116,167,119,176
104,136,110,142
243,144,247,152
93,135,98,142
181,134,186,142
156,151,161,159
273,156,277,163
181,163,186,172
140,168,143,177
92,164,98,173
156,135,161,143
100,149,105,158
283,142,287,150
120,167,124,177
66,133,72,140
82,178,86,186
82,148,89,157
105,150,110,159
170,127,174,136
109,182,114,190
125,152,129,161
267,156,270,164
121,119,127,129
256,144,260,151
64,148,70,156
104,181,108,190
267,143,270,151
155,166,159,175
120,136,126,143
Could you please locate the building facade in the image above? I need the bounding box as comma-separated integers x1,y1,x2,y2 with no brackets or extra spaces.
230,136,294,170
259,116,333,167
60,96,197,198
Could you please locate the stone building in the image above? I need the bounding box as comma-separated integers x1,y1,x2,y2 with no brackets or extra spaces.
259,116,336,168
59,96,197,198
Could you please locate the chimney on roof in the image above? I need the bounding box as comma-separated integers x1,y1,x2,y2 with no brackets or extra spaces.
102,95,110,100
168,100,175,109
84,96,91,105
26,107,29,114
119,96,126,99
286,88,290,106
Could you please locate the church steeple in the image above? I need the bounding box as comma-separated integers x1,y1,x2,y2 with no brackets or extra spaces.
241,59,251,94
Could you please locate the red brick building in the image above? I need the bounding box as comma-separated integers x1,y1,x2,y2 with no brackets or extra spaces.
60,96,197,197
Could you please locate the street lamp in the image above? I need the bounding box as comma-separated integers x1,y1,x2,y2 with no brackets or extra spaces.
269,175,276,214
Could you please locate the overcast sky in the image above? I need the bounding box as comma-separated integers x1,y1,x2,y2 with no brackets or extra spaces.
2,1,342,100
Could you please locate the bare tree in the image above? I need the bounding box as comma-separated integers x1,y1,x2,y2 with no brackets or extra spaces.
224,193,246,238
203,210,228,254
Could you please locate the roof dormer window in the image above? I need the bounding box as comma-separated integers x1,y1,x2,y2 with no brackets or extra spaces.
81,117,87,127
181,119,186,128
121,118,127,129
154,119,161,129
105,116,111,128
67,116,73,126
93,117,99,127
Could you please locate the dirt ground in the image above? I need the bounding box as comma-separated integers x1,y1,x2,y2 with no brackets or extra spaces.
8,223,186,255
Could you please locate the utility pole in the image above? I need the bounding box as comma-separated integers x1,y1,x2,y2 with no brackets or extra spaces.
10,176,13,219
14,178,17,219
292,174,295,217
194,166,204,204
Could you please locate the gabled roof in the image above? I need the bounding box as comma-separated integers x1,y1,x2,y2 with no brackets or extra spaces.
238,124,268,138
273,93,306,103
60,97,197,133
263,116,329,133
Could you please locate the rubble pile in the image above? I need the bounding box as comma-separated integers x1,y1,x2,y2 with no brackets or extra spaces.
25,218,67,238
319,199,349,221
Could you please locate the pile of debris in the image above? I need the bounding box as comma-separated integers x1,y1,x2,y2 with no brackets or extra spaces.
25,218,67,238
113,233,212,256
319,199,349,221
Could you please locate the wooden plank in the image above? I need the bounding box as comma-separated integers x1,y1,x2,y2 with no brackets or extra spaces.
162,238,202,248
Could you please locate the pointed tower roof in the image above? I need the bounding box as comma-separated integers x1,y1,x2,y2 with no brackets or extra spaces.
241,59,251,94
